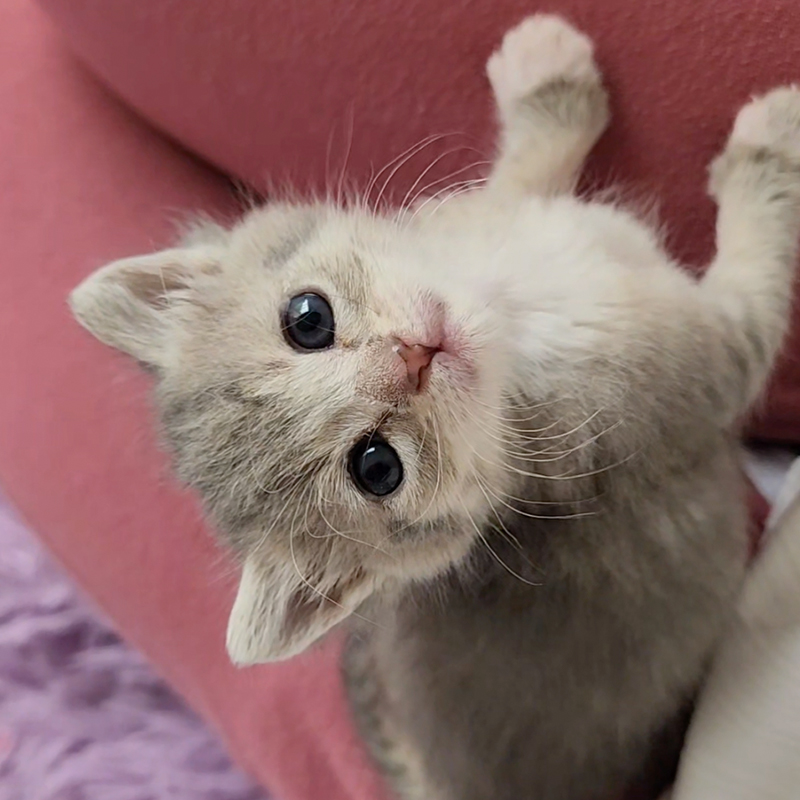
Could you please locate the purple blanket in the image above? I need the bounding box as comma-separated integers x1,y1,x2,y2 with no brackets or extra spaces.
0,491,268,800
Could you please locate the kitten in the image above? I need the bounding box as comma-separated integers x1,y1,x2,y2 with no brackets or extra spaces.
69,14,800,800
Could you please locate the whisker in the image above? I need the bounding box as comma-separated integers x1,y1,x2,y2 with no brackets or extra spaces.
464,410,623,464
336,103,356,207
313,499,396,558
473,473,602,506
462,504,542,587
401,157,489,212
460,414,580,457
408,174,489,211
476,474,597,521
364,133,445,201
517,408,607,443
406,182,484,225
369,133,461,211
289,515,348,614
472,471,545,576
291,509,385,632
252,482,309,552
471,407,606,445
472,390,564,415
397,148,481,213
473,446,640,482
414,418,430,465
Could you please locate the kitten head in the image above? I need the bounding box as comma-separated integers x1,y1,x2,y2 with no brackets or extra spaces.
70,202,517,663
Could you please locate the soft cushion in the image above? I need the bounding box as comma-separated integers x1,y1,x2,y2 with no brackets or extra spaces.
0,4,386,799
37,0,800,442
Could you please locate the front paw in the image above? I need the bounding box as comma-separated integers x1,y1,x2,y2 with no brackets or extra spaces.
487,15,603,116
729,86,800,161
711,87,800,198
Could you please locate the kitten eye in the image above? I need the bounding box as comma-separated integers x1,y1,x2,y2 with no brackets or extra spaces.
282,292,335,351
349,434,404,498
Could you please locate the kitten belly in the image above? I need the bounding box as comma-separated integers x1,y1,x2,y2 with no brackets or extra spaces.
345,609,689,800
342,514,745,800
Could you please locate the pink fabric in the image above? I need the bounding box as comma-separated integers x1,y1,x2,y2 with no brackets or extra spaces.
0,3,386,800
36,0,800,442
0,491,267,799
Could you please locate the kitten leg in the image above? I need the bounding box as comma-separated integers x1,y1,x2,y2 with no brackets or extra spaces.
343,632,445,800
703,87,800,419
485,15,609,198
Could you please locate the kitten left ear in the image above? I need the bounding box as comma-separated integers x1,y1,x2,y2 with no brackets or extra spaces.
226,553,376,665
69,246,221,367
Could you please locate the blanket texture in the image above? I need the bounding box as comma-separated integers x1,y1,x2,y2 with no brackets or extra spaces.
0,492,268,800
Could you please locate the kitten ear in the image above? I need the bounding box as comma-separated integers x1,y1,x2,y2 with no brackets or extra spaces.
226,554,375,665
69,246,220,367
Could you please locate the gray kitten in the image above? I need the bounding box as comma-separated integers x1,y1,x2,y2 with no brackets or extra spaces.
70,14,800,800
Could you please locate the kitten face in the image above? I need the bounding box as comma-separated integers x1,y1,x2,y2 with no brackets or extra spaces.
71,202,516,661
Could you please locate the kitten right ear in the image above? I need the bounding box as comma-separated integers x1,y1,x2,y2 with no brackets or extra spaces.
69,246,221,367
226,553,376,665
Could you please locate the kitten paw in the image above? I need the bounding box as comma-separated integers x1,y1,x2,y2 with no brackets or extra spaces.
730,86,800,161
711,87,800,199
487,15,601,114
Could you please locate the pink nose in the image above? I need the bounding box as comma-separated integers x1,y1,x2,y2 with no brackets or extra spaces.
394,339,440,393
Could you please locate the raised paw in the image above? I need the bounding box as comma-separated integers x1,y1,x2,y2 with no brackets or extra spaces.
729,86,800,161
487,14,601,115
711,86,800,199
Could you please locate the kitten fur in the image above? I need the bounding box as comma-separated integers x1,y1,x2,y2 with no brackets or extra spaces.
69,15,800,800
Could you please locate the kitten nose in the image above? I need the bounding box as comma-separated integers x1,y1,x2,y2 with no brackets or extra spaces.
393,339,440,393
